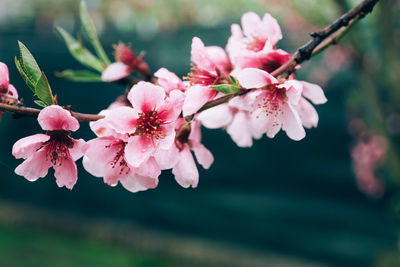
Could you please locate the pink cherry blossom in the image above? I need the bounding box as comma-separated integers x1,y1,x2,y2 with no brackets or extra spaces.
105,81,184,168
0,62,19,119
182,37,232,117
154,68,187,94
12,105,85,189
102,43,149,82
154,119,213,188
233,68,327,141
226,12,291,73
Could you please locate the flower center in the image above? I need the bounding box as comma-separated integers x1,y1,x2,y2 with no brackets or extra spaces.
107,141,130,175
247,37,265,52
135,109,166,140
44,130,73,166
257,84,287,119
185,65,220,86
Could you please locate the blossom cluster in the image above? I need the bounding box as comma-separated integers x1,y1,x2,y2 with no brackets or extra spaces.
8,12,327,192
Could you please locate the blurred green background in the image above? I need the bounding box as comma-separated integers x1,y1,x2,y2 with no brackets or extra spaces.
0,0,400,266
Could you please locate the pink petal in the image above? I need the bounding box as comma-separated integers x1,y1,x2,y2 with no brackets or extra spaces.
7,84,18,99
125,135,153,168
301,81,327,104
226,24,244,58
182,85,216,117
205,46,231,74
69,138,86,161
15,149,52,182
134,157,161,179
154,68,184,93
105,107,137,134
120,173,158,193
280,80,302,106
0,62,9,89
188,120,202,143
197,103,233,129
38,105,80,132
226,111,254,147
234,68,278,89
103,161,130,186
154,145,180,170
242,12,264,40
53,158,78,189
12,134,49,159
261,13,283,46
82,156,104,177
172,146,199,188
127,81,166,113
102,62,130,82
158,89,185,122
191,37,215,71
191,141,214,169
281,103,306,141
295,97,319,128
251,108,281,138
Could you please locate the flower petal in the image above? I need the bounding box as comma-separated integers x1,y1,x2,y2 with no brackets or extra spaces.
128,81,166,113
281,103,306,141
154,145,180,170
120,173,158,193
295,97,319,128
102,62,130,82
234,68,278,89
191,141,214,169
191,37,215,71
12,134,49,159
158,89,185,122
15,149,51,182
172,146,199,188
38,105,80,132
197,103,233,129
301,81,327,104
53,158,78,189
226,111,254,147
69,138,86,161
134,157,161,179
125,135,153,168
154,68,184,93
182,85,216,117
0,62,9,89
105,107,137,134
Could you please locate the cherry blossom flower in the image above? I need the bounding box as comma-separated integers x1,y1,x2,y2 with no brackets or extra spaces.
102,43,149,82
154,119,213,188
226,12,291,72
233,68,327,141
154,67,187,94
0,62,18,119
12,105,86,189
105,81,185,168
182,37,232,117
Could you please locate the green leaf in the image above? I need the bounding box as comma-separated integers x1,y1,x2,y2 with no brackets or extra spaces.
229,75,239,86
17,41,42,84
56,26,105,73
56,70,103,82
34,100,47,108
15,56,35,92
80,1,110,65
212,84,240,95
35,72,54,106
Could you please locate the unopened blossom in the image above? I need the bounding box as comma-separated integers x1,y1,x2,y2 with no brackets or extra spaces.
102,43,149,82
233,68,327,141
226,12,291,72
182,37,232,116
12,105,85,189
154,119,213,188
0,62,19,119
105,81,185,168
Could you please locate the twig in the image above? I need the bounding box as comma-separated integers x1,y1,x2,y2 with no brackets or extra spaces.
0,103,104,122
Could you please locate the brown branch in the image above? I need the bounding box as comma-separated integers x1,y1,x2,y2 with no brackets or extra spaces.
0,103,104,122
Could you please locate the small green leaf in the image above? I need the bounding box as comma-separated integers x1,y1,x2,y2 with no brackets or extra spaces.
15,56,35,92
34,100,47,108
80,1,110,65
17,41,42,84
56,69,103,82
212,84,240,95
35,72,54,106
56,26,105,73
229,75,239,86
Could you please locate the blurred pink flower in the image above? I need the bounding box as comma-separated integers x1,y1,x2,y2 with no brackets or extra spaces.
12,105,85,189
0,62,18,119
